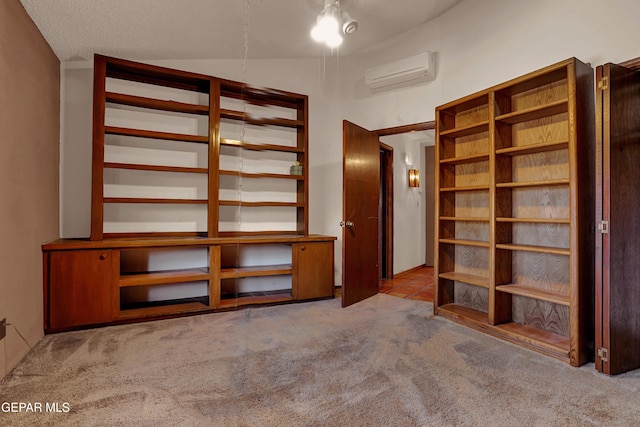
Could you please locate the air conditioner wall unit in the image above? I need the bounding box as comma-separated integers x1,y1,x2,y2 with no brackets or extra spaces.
365,52,435,93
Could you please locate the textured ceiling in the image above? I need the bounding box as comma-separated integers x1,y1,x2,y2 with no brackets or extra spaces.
20,0,463,61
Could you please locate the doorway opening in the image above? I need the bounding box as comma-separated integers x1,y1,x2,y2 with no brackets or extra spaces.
376,122,435,281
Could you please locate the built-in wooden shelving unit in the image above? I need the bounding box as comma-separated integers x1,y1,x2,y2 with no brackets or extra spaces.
43,55,334,333
434,57,595,366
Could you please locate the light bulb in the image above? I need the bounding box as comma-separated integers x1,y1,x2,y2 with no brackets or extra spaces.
325,32,343,48
310,3,352,48
317,15,339,38
311,24,324,42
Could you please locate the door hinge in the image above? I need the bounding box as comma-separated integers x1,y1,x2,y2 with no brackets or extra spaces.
598,221,609,234
598,76,608,90
597,347,608,362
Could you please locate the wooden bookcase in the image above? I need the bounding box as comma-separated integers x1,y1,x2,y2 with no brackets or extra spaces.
43,55,333,332
434,58,595,366
91,54,308,239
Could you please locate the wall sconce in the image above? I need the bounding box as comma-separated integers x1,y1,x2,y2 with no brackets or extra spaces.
408,169,420,187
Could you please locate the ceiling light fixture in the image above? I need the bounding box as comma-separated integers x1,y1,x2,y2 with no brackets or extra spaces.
311,0,358,49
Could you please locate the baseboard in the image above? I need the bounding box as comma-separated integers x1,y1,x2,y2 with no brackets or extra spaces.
393,264,427,279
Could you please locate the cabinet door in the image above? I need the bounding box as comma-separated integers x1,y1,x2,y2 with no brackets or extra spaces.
293,242,334,300
47,250,114,330
596,63,640,375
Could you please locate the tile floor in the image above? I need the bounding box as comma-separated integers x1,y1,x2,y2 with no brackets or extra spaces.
379,266,434,302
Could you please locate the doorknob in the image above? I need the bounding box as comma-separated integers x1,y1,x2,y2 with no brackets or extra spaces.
340,220,354,228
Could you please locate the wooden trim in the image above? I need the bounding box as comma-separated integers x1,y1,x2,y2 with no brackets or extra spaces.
209,78,220,238
91,55,107,240
619,56,640,70
111,250,120,320
100,54,212,93
375,121,435,136
42,235,337,251
380,145,394,279
594,64,605,373
379,141,393,151
298,95,309,236
209,246,220,308
42,252,50,330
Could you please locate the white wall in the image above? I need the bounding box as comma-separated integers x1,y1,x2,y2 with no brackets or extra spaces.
333,0,640,284
380,132,432,274
437,0,640,101
60,0,640,289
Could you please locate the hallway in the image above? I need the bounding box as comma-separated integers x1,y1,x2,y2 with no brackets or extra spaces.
379,266,434,302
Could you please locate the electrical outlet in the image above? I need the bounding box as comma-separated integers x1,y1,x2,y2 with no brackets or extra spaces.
0,318,6,340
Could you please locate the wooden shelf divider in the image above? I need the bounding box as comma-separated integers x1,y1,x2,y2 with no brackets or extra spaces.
495,243,570,256
495,99,568,124
104,162,209,174
220,138,303,153
439,153,490,165
105,92,209,115
439,238,490,248
105,126,209,144
219,264,293,279
439,121,490,138
495,284,570,306
119,268,211,287
495,140,568,156
439,272,489,288
496,179,570,189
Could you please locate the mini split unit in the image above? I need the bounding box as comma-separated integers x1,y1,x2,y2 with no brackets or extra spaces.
365,52,436,93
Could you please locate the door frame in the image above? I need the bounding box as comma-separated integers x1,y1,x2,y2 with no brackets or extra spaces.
380,142,394,279
374,121,435,279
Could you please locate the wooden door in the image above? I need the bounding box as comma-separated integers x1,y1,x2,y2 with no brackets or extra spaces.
342,121,380,307
596,63,640,375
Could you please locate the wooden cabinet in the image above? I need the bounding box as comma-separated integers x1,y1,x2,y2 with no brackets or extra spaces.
293,242,335,300
45,250,115,329
435,58,595,366
43,236,335,332
595,62,640,375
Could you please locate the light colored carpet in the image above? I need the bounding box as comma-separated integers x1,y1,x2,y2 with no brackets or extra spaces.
2,294,640,426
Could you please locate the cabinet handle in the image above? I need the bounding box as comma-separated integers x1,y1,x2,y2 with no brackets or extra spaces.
99,253,107,260
301,246,306,251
